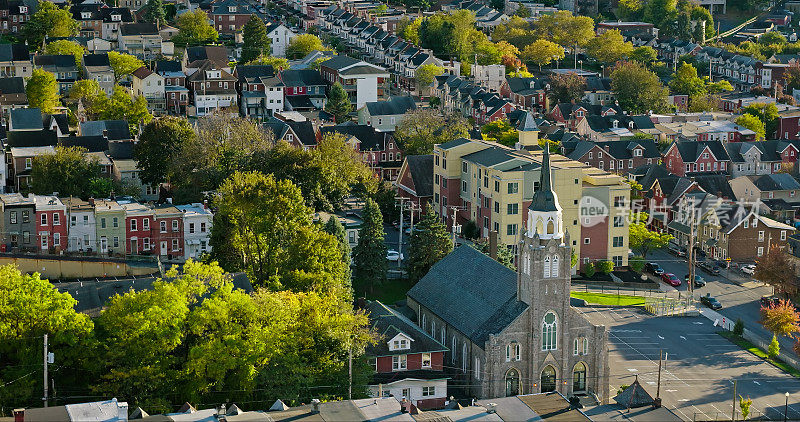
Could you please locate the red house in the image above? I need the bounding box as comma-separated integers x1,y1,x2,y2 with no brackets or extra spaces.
34,195,67,253
154,205,183,261
663,140,731,177
122,202,154,255
209,0,256,35
396,155,434,219
365,301,448,410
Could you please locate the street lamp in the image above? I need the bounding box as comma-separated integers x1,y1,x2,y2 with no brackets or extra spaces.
785,392,790,422
578,60,583,71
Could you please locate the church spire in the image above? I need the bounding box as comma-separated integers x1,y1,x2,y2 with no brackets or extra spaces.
529,146,559,213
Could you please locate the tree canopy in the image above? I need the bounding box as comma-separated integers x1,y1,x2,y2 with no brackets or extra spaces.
30,146,112,198
286,34,326,59
755,245,798,296
135,116,197,186
174,9,219,46
586,30,633,64
522,39,564,70
352,198,387,294
548,72,586,104
325,82,352,123
629,212,672,258
26,68,60,113
735,113,766,140
611,61,670,114
394,109,470,155
44,40,86,67
23,1,79,47
241,15,271,63
108,51,145,81
407,206,453,282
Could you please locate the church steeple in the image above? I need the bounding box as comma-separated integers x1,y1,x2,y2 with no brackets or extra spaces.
526,147,563,239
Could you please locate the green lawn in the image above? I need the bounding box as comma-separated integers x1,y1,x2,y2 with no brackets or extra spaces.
570,292,646,307
719,331,800,378
353,277,415,306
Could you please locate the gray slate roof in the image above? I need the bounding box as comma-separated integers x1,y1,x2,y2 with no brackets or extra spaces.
365,300,447,357
364,96,416,116
406,246,527,345
753,173,800,191
405,155,433,198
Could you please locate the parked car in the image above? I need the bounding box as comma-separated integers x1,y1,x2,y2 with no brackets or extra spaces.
386,250,404,262
661,273,681,287
700,294,722,310
684,274,706,288
714,260,729,269
761,296,781,307
698,261,721,275
741,264,756,275
668,244,686,257
646,262,664,275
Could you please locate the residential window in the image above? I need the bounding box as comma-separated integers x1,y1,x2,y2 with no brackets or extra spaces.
172,220,179,231
613,216,624,227
131,219,137,231
40,213,47,225
113,217,118,228
53,232,60,247
782,230,787,240
113,236,119,248
584,238,590,244
613,236,624,247
189,223,195,234
392,355,407,371
22,231,29,244
160,221,167,233
507,224,518,236
143,238,150,250
758,246,764,257
507,182,519,194
9,211,16,224
421,386,435,396
462,181,467,192
83,215,88,226
494,180,500,192
53,213,59,225
71,216,76,226
462,162,467,173
759,231,765,242
143,218,149,230
507,203,519,215
613,255,623,267
172,239,179,251
494,202,499,213
422,353,431,368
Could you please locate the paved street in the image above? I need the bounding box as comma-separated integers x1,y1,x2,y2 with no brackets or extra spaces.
641,249,794,354
579,307,800,421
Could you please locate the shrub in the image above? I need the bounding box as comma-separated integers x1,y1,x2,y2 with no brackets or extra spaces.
769,334,780,359
596,260,614,274
739,395,752,420
630,255,645,273
583,262,596,277
734,318,744,336
462,219,479,240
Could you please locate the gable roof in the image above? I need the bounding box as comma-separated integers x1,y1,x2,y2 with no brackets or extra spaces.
407,246,527,345
279,69,325,87
404,155,433,198
10,107,43,130
673,140,730,163
60,135,108,152
753,173,800,191
0,76,25,95
319,55,361,70
364,96,416,116
34,54,76,68
154,59,182,73
235,64,274,83
82,53,110,67
365,301,447,357
186,45,229,68
320,123,390,151
120,22,159,35
0,43,29,62
80,120,132,141
131,66,154,79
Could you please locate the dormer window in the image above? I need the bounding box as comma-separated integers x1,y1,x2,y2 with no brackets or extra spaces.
111,14,121,21
612,120,619,129
388,333,412,351
81,12,92,19
228,5,236,12
628,121,634,129
633,148,642,157
19,6,27,13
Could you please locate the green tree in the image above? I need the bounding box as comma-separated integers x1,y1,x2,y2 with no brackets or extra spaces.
407,206,454,282
583,262,596,277
480,119,518,147
30,146,105,198
324,216,351,281
769,335,780,358
670,62,707,96
760,31,787,45
108,51,145,82
618,0,644,20
241,15,271,63
95,86,153,133
44,40,86,67
586,29,633,64
394,109,470,155
630,46,658,66
611,61,670,114
522,39,564,71
325,82,352,123
643,0,676,28
144,0,166,23
414,64,444,93
736,113,766,140
739,396,753,420
352,198,387,294
514,4,531,17
212,171,350,293
286,33,326,59
629,212,672,258
548,72,586,104
174,9,218,46
596,260,614,274
0,265,92,409
689,93,721,112
23,1,79,48
69,79,104,113
533,11,595,49
26,68,60,113
246,55,289,69
135,116,196,186
742,102,779,139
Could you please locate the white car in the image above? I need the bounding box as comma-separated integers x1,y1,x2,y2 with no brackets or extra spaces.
741,264,756,275
386,250,404,262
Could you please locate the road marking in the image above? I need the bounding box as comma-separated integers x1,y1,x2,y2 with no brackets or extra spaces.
627,368,638,372
678,399,689,402
754,381,761,385
680,336,687,340
666,389,678,392
693,321,704,324
658,335,664,340
611,329,643,333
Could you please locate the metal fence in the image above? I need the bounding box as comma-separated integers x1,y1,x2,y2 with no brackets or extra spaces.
575,283,667,298
741,327,800,373
644,296,698,316
691,407,767,421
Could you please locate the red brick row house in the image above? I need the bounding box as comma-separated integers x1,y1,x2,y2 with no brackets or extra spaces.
663,140,731,177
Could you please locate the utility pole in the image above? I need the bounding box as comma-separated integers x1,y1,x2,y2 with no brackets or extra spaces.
656,349,663,399
449,206,461,247
732,380,737,422
688,206,696,301
396,197,411,268
348,345,352,400
43,333,48,408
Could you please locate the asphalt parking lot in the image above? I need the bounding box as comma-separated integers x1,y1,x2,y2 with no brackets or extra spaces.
578,307,800,421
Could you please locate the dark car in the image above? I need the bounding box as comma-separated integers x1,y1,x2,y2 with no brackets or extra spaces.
700,294,722,310
668,245,686,257
761,296,782,307
661,273,681,287
646,262,664,275
714,260,729,269
684,274,706,287
697,261,721,275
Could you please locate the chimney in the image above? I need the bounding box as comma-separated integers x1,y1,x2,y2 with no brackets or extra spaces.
356,296,366,309
102,129,108,139
311,399,320,414
489,230,498,259
604,145,610,152
203,199,208,209
88,197,95,206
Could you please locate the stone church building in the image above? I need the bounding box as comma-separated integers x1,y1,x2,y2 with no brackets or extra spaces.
406,148,609,402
